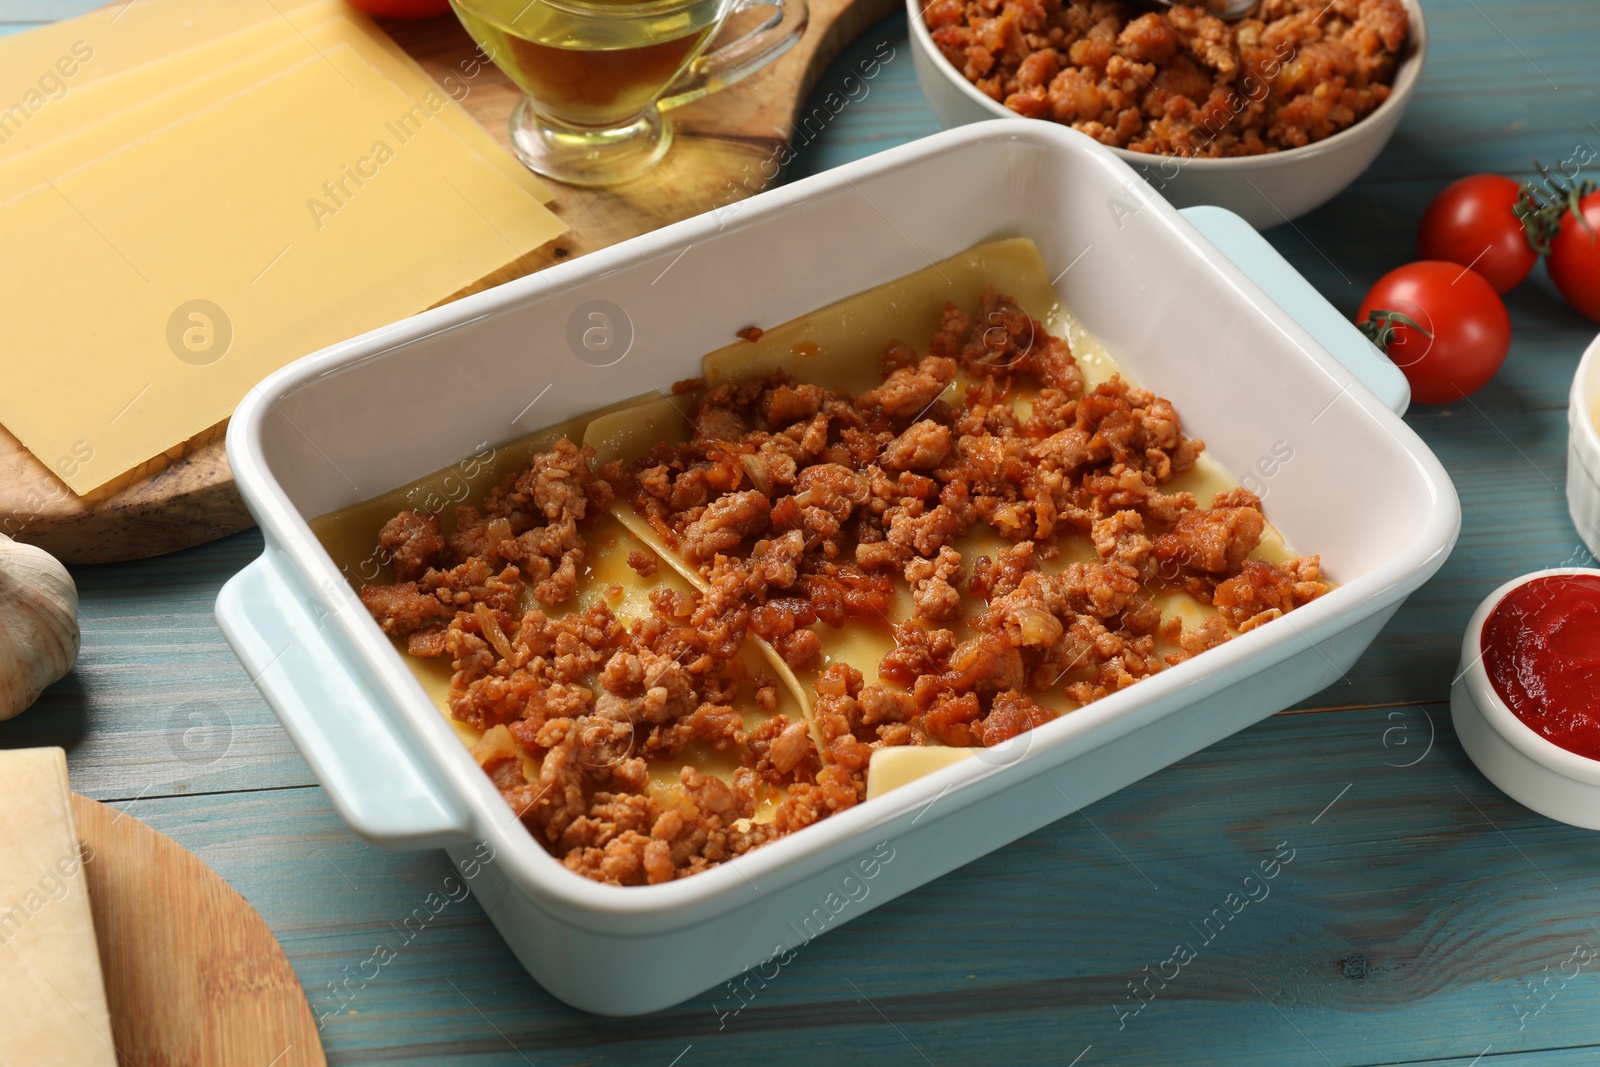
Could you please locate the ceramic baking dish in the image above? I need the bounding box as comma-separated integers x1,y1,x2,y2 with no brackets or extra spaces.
217,123,1457,1016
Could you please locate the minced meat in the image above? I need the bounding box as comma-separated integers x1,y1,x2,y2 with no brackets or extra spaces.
354,284,1327,885
923,0,1408,156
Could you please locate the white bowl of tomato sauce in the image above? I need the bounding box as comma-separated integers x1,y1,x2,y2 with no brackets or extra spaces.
905,0,1427,228
1452,568,1600,829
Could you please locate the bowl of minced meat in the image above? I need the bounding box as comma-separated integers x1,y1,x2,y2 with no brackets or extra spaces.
906,0,1425,226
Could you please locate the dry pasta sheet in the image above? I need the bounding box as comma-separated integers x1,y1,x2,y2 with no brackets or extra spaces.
0,0,566,494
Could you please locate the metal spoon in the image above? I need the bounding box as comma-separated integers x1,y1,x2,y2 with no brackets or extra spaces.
1136,0,1259,21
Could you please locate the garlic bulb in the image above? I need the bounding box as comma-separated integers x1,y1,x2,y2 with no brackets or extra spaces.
0,534,79,720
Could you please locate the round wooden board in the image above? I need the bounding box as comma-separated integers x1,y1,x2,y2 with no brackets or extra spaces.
0,0,897,564
72,794,326,1067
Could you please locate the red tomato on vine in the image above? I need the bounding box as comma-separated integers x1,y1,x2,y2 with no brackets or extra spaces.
344,0,452,18
1356,262,1511,405
1515,162,1600,322
1417,175,1539,294
1547,189,1600,323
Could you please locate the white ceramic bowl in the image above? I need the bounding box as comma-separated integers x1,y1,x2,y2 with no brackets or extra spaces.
217,122,1458,1015
1567,334,1600,558
906,0,1428,228
1451,568,1600,830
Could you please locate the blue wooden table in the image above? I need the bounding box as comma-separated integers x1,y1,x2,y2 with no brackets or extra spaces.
6,1,1600,1064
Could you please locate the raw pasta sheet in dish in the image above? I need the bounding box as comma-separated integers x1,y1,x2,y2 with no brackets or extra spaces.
313,238,1331,886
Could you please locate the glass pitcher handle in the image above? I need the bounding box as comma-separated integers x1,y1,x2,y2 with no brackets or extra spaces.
658,0,810,112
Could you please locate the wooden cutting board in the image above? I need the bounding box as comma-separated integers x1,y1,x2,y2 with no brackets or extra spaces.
0,0,899,564
73,794,326,1067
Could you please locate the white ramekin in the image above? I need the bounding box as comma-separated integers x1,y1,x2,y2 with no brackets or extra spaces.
905,0,1427,228
1567,334,1600,559
1451,568,1600,830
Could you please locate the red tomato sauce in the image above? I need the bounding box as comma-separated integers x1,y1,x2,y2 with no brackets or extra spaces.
1481,574,1600,760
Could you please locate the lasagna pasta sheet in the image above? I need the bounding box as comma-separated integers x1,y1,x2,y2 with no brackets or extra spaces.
0,0,563,493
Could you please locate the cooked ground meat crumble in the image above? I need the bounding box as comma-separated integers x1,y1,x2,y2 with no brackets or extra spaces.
356,287,1327,885
923,0,1408,156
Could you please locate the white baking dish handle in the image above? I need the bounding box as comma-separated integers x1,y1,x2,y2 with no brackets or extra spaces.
1181,206,1411,416
216,555,474,849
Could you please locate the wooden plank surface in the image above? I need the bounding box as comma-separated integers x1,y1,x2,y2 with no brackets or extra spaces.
86,705,1600,1067
4,0,1600,1064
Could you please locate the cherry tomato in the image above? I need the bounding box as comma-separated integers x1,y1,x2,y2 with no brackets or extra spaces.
343,0,452,18
1548,190,1600,323
1356,261,1512,405
1416,175,1537,294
